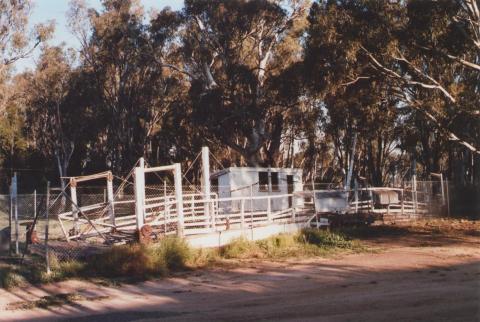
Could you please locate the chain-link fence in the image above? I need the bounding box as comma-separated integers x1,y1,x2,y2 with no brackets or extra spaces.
1,177,476,272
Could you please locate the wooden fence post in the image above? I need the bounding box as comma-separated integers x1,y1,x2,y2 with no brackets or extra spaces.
70,178,79,234
240,199,245,230
201,147,212,230
134,167,145,230
174,163,185,237
354,179,358,213
45,181,51,275
267,196,272,222
12,173,19,255
401,188,405,216
107,172,115,227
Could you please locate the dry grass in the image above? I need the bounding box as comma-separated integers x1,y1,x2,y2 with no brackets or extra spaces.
216,229,363,261
0,230,365,288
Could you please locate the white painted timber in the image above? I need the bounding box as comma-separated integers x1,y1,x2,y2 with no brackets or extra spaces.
185,221,309,248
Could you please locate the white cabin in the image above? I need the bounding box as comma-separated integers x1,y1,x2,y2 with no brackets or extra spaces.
211,167,304,212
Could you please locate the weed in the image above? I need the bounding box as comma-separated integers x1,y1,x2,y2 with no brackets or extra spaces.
220,237,263,259
301,228,355,249
152,237,191,270
88,243,165,279
0,267,27,289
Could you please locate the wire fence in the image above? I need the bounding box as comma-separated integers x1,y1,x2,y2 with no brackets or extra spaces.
0,179,476,268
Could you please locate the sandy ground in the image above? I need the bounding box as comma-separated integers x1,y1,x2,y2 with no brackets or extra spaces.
0,223,479,322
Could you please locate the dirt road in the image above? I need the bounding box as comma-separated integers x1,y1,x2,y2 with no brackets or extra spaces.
1,225,479,322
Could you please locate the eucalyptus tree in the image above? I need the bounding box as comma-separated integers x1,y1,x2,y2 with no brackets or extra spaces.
150,0,309,166
68,0,181,173
0,0,53,112
23,46,78,192
305,0,479,185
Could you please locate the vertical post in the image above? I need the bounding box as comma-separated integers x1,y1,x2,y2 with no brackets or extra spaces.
190,194,195,217
174,163,185,237
369,188,374,212
354,179,358,213
439,173,446,206
33,190,37,222
401,188,404,216
9,180,12,256
250,185,254,228
70,179,79,234
12,173,19,255
164,181,167,233
45,182,51,275
267,196,272,222
240,199,245,230
413,174,417,214
139,157,145,169
445,179,450,217
267,168,272,218
134,167,145,230
107,172,115,227
412,158,417,214
292,193,296,222
201,147,212,229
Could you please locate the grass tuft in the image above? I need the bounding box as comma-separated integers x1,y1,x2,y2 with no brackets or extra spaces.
88,243,165,279
300,228,356,249
220,237,263,259
0,267,27,289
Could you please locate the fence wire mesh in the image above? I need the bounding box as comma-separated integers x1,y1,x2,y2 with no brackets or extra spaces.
0,179,467,267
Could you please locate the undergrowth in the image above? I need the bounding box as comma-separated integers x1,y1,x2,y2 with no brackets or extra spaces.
0,229,364,289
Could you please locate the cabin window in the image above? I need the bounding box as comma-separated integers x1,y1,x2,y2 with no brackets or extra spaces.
259,172,269,192
271,172,280,191
258,171,280,192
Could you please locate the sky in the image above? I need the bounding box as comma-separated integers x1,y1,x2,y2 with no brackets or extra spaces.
16,0,184,73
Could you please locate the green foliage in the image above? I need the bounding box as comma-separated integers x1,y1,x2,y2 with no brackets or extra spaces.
300,228,355,249
219,230,362,260
150,237,191,271
0,0,478,191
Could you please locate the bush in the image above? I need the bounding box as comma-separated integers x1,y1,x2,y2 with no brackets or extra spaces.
88,243,166,278
53,260,86,279
86,237,191,279
150,237,191,271
300,228,355,249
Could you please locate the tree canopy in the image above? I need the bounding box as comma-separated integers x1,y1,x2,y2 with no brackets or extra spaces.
0,0,478,191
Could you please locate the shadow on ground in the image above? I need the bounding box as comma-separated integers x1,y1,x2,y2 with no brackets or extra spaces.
1,247,479,322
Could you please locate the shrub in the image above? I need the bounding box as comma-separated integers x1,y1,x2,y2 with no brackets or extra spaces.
88,244,165,278
54,260,86,279
301,228,354,249
150,237,191,271
86,237,190,279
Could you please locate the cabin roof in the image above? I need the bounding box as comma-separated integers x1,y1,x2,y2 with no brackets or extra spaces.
211,167,302,179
